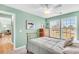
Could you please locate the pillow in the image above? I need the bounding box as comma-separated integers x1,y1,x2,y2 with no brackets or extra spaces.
64,39,73,47
72,43,79,47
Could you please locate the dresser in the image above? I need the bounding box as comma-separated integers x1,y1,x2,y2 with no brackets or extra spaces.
39,28,49,37
39,28,45,37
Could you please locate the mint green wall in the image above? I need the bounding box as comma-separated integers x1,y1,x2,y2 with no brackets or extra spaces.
0,5,45,48
46,11,79,40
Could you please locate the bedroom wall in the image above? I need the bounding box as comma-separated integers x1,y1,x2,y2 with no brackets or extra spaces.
46,11,79,42
0,4,46,48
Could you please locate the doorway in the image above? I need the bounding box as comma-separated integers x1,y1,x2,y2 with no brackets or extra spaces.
0,11,15,53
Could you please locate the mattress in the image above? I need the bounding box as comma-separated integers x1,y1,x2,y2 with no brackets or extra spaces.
29,37,59,48
29,37,79,54
28,37,65,54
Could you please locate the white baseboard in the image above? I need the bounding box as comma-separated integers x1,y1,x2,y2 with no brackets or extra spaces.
15,45,26,50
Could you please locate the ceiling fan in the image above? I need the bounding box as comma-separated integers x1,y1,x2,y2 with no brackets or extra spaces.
36,4,63,15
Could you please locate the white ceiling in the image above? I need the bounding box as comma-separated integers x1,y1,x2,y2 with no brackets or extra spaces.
5,4,79,18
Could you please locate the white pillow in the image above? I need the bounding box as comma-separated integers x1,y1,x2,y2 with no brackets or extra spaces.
63,39,73,47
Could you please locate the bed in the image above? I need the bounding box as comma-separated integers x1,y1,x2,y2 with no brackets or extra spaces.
27,37,67,54
27,33,79,54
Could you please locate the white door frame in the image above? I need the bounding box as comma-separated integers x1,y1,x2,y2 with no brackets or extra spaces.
0,10,16,49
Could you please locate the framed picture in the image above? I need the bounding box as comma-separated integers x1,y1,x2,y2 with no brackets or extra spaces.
26,20,35,29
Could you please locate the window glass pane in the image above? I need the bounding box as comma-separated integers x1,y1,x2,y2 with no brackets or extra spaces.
49,16,77,41
49,20,60,39
61,16,77,40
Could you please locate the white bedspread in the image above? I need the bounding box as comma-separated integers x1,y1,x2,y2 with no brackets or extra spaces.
29,37,61,47
28,37,65,53
28,37,79,54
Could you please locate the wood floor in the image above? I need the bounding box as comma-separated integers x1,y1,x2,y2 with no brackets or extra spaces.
9,47,33,54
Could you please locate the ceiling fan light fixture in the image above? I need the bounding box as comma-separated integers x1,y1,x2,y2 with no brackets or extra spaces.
44,8,51,15
44,10,50,15
41,4,51,15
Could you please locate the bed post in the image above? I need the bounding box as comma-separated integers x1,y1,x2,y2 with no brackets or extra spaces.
26,33,29,53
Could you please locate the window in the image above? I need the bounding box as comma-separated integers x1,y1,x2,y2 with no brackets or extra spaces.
61,17,77,40
49,16,77,40
49,20,60,39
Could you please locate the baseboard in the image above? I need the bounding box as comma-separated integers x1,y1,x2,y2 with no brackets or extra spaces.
15,45,26,50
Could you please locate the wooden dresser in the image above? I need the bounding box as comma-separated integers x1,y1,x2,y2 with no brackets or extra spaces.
39,28,50,37
39,28,45,37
